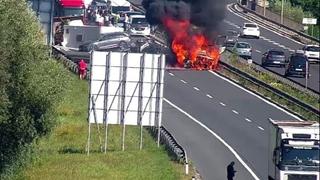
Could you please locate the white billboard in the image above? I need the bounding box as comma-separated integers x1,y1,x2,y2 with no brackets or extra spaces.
88,51,165,126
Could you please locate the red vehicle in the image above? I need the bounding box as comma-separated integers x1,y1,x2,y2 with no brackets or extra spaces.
54,0,85,19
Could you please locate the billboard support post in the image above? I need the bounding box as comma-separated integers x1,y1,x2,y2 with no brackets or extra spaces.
103,53,111,153
138,54,145,150
121,53,128,151
91,96,103,151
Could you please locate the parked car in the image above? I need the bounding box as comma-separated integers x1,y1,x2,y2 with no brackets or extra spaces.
225,30,239,47
261,49,287,67
128,15,151,36
303,44,320,63
284,53,308,78
241,23,260,39
233,42,252,59
78,32,130,52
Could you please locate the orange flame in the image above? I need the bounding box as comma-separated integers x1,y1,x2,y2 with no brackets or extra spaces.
163,18,220,70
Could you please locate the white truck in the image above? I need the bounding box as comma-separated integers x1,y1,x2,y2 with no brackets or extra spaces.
268,119,320,180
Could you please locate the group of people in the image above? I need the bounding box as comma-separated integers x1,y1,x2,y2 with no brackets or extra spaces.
86,4,122,27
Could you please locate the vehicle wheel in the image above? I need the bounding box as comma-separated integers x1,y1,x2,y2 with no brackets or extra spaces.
89,44,98,51
256,36,260,39
119,41,128,51
284,72,289,77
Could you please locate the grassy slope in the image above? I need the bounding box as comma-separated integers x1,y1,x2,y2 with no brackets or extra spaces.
17,74,190,180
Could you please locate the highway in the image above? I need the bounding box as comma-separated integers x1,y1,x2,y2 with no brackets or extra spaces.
125,0,314,179
57,0,317,179
220,3,320,93
162,70,299,179
129,0,320,93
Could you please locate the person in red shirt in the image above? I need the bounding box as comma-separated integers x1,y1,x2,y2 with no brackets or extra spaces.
78,59,87,80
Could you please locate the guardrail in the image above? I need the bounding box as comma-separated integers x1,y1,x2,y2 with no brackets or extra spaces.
52,46,90,80
147,126,188,165
220,51,320,119
51,45,190,174
236,3,320,43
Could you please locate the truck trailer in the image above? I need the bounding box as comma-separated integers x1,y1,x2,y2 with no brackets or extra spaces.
268,119,320,180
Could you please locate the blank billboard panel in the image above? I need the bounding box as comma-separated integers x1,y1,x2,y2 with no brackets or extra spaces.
88,51,165,126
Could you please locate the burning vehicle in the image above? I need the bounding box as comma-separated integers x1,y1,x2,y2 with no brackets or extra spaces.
164,18,221,70
142,0,226,70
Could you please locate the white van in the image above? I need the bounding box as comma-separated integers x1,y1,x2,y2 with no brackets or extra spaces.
129,15,151,36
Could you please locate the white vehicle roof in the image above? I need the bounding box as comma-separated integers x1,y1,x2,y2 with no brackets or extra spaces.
130,15,146,19
305,44,319,47
110,0,130,7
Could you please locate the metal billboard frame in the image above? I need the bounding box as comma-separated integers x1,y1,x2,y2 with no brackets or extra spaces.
86,51,165,154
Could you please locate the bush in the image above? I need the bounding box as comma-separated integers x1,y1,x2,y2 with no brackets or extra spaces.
0,0,71,178
271,0,305,22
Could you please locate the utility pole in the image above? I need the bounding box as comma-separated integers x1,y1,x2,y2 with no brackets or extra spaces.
280,0,284,24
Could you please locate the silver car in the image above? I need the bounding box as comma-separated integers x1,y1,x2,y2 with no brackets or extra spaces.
233,42,252,59
79,32,131,52
225,30,239,47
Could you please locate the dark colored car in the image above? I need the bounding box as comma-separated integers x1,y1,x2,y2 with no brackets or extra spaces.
224,30,239,47
284,53,308,78
261,49,287,67
79,32,130,52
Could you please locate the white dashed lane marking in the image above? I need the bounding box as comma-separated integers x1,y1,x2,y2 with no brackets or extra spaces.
255,50,262,53
245,118,252,122
258,126,265,131
232,110,239,114
180,79,187,84
206,94,213,98
193,87,200,91
220,102,226,106
169,73,175,76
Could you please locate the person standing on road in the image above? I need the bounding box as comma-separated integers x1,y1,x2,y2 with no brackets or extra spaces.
227,161,237,180
78,59,87,80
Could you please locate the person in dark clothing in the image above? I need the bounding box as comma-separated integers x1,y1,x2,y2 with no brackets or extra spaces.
227,161,236,180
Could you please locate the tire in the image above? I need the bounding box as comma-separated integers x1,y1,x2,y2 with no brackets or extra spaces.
88,44,98,52
284,71,289,77
119,41,128,51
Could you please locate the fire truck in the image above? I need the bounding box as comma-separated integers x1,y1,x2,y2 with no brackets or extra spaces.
268,119,320,180
54,0,85,19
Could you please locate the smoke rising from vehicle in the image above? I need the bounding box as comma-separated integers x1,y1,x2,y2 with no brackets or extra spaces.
142,0,226,37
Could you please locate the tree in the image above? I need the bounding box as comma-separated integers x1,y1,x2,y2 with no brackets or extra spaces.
0,0,70,178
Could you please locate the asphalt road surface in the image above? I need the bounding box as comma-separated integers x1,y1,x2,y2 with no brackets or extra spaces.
163,70,300,180
128,0,320,93
219,3,320,93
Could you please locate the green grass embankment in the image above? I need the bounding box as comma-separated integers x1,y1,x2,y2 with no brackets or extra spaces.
16,74,192,180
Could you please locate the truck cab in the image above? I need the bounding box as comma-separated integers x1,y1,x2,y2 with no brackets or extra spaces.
268,119,320,180
55,0,85,18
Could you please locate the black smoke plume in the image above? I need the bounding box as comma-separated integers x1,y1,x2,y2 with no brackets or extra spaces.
142,0,226,37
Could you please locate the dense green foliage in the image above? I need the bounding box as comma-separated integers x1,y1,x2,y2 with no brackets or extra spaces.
0,0,70,178
269,0,319,38
289,0,320,21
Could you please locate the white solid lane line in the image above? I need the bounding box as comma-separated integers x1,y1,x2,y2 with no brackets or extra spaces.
206,94,213,98
208,70,302,121
164,98,260,180
193,87,200,91
245,118,252,122
258,126,265,131
169,72,175,76
220,102,226,106
232,110,239,114
180,79,187,84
